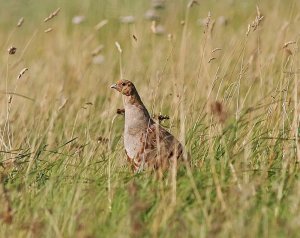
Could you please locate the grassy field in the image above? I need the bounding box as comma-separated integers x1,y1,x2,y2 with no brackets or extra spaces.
0,0,300,237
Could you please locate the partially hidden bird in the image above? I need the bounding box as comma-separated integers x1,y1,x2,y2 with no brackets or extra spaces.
110,80,183,172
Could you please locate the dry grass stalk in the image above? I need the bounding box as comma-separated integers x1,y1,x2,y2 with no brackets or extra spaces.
44,8,60,22
8,46,17,55
58,97,68,111
17,68,28,80
17,17,24,27
210,19,216,35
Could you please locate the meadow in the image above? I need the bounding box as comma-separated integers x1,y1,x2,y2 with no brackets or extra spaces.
0,0,300,237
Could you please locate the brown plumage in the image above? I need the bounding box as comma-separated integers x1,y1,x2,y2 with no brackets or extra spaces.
111,80,183,172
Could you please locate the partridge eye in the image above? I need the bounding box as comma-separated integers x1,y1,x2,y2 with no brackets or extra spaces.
122,82,126,86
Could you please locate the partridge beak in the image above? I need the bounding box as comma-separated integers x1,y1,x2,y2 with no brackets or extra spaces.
110,83,117,89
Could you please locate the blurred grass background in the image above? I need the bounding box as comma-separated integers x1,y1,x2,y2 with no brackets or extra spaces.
0,0,300,237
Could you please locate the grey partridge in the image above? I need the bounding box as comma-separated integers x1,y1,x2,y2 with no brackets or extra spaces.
111,80,183,172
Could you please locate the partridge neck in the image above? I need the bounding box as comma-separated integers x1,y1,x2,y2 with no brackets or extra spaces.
123,94,151,120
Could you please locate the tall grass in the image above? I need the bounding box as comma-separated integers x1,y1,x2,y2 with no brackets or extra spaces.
0,0,299,237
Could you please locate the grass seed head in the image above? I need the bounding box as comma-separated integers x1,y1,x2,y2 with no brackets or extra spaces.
188,0,199,8
44,8,60,22
120,16,135,24
17,68,28,80
115,42,122,53
116,108,125,115
17,17,24,27
94,19,108,30
132,34,138,42
208,57,216,63
247,6,264,35
8,46,17,55
210,101,227,123
91,45,104,56
212,48,222,53
152,0,166,9
283,41,296,49
144,9,160,21
44,28,53,33
72,15,85,25
97,136,109,144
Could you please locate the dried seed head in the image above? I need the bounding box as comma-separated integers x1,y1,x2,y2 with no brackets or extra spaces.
247,6,264,35
144,9,160,21
0,210,13,224
151,21,165,35
188,0,199,8
152,0,165,9
116,108,125,115
212,48,222,53
92,55,105,65
44,8,60,22
132,34,138,42
206,11,211,28
217,16,228,26
246,24,251,36
8,46,17,55
91,45,104,56
283,41,296,49
97,136,109,144
120,16,135,24
208,57,216,63
115,42,122,53
210,101,227,123
17,17,24,27
72,15,85,25
95,19,108,30
17,68,28,80
44,28,53,33
152,114,170,123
